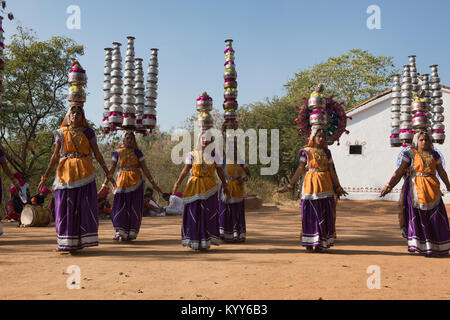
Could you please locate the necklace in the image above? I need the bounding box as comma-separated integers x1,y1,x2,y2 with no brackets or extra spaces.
68,126,84,151
417,149,432,170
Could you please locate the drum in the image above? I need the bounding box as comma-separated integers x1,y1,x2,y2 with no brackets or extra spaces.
20,205,51,227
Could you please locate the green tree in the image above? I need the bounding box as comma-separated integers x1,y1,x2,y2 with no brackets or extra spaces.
0,26,84,187
285,49,397,110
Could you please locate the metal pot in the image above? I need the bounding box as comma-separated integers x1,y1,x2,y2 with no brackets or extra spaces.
432,133,445,144
432,123,445,130
110,70,122,78
309,113,328,126
104,92,111,100
412,116,428,128
392,85,401,92
147,67,159,75
390,136,401,147
110,104,123,113
111,61,122,69
399,132,413,140
432,98,443,106
308,96,325,109
146,82,158,90
391,98,401,105
400,122,412,130
432,106,444,113
391,119,400,127
400,113,412,122
68,91,86,102
123,78,134,87
146,89,158,99
224,90,238,99
432,90,443,98
135,96,145,105
145,99,157,108
410,101,427,113
224,71,237,80
432,114,445,122
400,105,410,113
147,74,158,83
104,67,111,75
123,96,135,105
104,101,110,110
110,95,123,104
400,98,411,105
110,78,123,86
401,91,412,98
103,83,111,91
224,101,238,110
392,91,401,98
401,83,412,91
391,105,400,112
224,81,237,89
124,70,135,79
123,87,134,96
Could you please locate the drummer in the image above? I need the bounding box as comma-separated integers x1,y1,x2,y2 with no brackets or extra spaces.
31,187,52,206
5,187,24,222
11,173,30,204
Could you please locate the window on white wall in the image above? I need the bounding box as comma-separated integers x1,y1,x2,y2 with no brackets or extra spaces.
349,145,362,155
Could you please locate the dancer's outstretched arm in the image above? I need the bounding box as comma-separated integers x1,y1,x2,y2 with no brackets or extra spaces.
380,162,409,197
436,163,450,191
329,164,348,197
277,162,306,193
91,141,116,188
98,161,117,196
215,166,229,198
172,164,192,194
37,143,61,193
141,161,163,194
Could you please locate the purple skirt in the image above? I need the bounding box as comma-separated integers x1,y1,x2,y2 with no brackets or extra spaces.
182,192,220,250
301,197,335,251
111,183,144,241
403,180,450,255
219,195,246,243
54,181,98,251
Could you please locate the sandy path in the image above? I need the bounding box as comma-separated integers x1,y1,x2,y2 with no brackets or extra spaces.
0,200,449,300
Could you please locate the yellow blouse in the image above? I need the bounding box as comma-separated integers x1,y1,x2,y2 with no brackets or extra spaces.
183,150,220,204
300,147,334,200
53,127,96,190
112,148,144,194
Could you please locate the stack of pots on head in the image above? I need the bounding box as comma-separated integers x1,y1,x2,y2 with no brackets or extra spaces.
430,65,445,144
308,84,327,132
68,60,87,109
0,17,4,109
398,65,413,143
134,58,145,131
102,48,113,133
411,90,429,131
223,39,238,130
122,36,136,129
196,92,214,132
108,42,124,128
143,48,158,133
390,74,401,146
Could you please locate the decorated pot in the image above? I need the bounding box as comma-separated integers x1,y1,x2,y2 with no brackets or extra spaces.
411,115,428,128
400,113,412,122
224,89,238,99
224,70,237,80
68,71,87,85
224,110,237,120
224,80,237,89
122,115,136,127
309,112,328,126
399,131,414,140
224,101,238,110
108,112,123,125
411,101,427,113
308,96,325,109
432,132,445,144
432,123,445,130
68,91,86,102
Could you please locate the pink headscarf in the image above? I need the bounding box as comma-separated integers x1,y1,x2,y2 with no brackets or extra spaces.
41,187,52,195
13,173,25,186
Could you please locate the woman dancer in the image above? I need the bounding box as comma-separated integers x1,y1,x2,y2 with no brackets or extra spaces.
380,131,450,257
38,106,115,254
219,136,251,242
278,128,347,252
100,131,163,241
172,134,229,251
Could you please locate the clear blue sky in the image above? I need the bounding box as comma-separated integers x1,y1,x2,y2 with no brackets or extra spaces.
4,0,450,132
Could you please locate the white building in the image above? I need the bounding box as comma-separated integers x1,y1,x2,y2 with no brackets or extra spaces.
329,85,450,203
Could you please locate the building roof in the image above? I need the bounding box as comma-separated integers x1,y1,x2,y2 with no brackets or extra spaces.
346,84,450,114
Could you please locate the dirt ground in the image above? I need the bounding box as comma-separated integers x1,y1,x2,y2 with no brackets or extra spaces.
0,200,449,300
